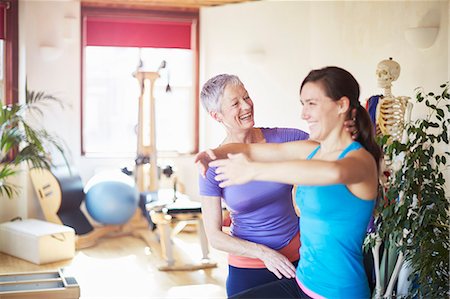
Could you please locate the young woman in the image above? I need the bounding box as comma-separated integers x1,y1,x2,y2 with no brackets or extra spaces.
197,67,380,299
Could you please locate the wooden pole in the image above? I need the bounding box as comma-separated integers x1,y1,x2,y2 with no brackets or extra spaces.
134,71,160,193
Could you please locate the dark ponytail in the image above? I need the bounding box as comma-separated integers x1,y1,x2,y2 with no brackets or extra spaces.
353,105,382,171
301,66,382,169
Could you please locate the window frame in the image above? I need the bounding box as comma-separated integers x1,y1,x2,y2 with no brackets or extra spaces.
80,6,199,157
2,0,18,105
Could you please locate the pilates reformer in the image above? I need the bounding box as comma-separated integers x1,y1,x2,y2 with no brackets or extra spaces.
133,64,216,271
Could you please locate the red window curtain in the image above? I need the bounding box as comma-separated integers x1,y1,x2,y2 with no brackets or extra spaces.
85,16,192,49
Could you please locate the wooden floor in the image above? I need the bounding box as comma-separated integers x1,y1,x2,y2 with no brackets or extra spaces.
0,228,228,298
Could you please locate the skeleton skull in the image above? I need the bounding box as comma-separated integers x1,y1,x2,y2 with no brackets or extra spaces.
376,58,400,88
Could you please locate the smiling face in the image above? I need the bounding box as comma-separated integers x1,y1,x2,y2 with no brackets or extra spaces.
214,83,254,131
300,81,345,141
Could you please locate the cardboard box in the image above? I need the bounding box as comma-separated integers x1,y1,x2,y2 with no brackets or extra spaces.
0,219,75,264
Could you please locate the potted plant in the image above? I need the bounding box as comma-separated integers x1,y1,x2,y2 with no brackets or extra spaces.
368,82,450,298
0,88,69,198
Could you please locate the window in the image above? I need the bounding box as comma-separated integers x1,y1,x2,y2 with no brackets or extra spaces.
81,7,199,157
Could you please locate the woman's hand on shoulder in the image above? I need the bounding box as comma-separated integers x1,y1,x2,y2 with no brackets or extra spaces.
195,149,217,178
344,108,359,140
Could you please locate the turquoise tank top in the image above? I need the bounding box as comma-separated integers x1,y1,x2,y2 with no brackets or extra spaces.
296,141,375,299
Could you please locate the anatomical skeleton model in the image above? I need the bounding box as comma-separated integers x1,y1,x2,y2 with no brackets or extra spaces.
375,58,412,143
372,58,413,299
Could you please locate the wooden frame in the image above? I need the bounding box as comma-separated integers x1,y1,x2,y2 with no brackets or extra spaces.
2,0,18,105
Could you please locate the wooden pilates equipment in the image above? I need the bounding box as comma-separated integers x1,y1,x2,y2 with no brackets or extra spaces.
133,67,216,271
29,70,161,248
28,66,214,270
29,168,65,226
134,70,160,193
139,190,216,271
0,268,79,299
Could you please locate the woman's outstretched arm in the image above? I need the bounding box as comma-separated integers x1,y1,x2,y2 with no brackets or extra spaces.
195,140,317,177
210,149,378,199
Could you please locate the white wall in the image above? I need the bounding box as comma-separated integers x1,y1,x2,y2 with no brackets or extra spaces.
1,0,448,222
199,0,450,193
200,1,448,148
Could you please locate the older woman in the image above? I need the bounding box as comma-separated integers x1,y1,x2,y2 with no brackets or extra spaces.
197,74,357,297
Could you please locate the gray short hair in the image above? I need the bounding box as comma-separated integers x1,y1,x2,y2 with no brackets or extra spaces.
200,74,244,113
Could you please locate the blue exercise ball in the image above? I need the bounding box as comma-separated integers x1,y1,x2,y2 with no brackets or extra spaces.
85,172,139,225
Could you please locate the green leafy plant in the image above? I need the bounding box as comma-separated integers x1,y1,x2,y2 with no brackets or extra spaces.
373,82,450,298
0,89,69,198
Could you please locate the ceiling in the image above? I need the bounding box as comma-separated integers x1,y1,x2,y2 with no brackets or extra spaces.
81,0,256,10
